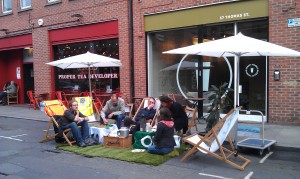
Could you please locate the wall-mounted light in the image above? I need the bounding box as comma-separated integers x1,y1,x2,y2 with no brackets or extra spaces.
71,14,83,21
274,70,280,81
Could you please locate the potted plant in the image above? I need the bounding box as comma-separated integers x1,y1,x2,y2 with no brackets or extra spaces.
205,82,233,132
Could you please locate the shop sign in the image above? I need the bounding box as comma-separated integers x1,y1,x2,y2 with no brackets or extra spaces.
58,73,118,80
220,12,250,20
16,67,21,79
288,18,300,27
245,64,259,77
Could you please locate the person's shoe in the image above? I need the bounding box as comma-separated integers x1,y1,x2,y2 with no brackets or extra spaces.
77,141,87,147
84,138,96,146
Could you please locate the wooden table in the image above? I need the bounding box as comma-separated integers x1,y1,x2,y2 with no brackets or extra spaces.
95,94,112,106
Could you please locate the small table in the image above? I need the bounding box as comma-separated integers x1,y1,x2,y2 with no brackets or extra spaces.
89,124,118,143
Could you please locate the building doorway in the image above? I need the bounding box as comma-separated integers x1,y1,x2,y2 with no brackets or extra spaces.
23,63,34,103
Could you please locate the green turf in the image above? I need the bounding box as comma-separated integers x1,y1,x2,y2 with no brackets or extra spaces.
57,144,188,166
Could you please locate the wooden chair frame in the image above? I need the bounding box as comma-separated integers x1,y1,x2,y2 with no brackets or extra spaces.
181,107,250,171
39,100,79,146
7,85,19,105
185,106,198,132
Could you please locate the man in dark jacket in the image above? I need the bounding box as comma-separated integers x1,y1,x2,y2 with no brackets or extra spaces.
159,95,188,135
147,107,176,155
61,100,91,147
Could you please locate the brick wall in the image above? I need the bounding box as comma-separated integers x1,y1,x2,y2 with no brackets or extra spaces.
268,0,300,124
0,0,131,100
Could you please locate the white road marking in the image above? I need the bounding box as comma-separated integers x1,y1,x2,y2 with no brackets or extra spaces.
244,171,253,179
11,134,27,138
198,173,232,179
259,152,273,163
0,136,23,141
0,133,27,141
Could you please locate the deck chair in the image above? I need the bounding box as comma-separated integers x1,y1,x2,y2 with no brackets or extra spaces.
181,107,250,170
39,100,78,146
74,96,97,122
125,103,134,118
185,106,198,132
132,97,161,127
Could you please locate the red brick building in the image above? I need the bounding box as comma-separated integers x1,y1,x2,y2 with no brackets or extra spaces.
0,0,299,124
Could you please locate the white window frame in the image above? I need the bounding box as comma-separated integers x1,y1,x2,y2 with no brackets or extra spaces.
20,0,31,9
48,0,59,2
2,0,12,13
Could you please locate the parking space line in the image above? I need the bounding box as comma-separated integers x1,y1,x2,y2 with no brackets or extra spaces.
259,152,273,163
10,134,27,138
0,133,28,141
244,171,253,179
198,172,232,179
0,136,23,141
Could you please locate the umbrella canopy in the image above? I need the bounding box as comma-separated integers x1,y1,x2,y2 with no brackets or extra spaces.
46,51,122,69
46,51,122,95
164,32,300,57
163,32,300,106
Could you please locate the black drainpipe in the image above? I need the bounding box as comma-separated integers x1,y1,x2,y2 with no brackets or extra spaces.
129,0,135,103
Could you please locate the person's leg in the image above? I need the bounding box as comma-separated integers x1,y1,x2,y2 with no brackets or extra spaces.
2,92,7,105
116,114,125,129
182,119,188,134
78,120,89,140
147,145,174,155
64,122,83,144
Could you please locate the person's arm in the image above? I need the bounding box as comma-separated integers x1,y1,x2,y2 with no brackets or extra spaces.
101,101,109,118
111,99,125,115
78,111,89,122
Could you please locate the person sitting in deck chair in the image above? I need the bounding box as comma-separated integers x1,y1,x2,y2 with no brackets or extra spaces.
124,97,156,142
100,93,125,129
61,100,94,147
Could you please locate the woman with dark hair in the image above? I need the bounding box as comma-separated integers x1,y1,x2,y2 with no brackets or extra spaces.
159,95,188,135
147,107,176,155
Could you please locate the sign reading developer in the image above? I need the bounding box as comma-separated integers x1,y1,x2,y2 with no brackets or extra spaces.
58,73,118,80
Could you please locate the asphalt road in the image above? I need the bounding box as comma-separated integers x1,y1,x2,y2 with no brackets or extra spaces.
0,116,299,179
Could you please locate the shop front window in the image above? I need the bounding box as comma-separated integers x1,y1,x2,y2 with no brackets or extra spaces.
148,19,268,114
52,38,120,94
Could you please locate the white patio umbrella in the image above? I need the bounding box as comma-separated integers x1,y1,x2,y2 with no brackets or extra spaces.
163,32,300,106
46,51,122,95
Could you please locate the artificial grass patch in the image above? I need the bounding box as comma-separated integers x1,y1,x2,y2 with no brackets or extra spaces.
57,144,188,166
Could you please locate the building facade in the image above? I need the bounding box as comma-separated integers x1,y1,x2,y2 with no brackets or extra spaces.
0,0,299,124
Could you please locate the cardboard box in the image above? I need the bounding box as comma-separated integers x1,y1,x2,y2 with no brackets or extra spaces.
103,135,132,148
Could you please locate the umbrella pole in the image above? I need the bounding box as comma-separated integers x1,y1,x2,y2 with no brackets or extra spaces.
88,66,92,97
233,55,240,148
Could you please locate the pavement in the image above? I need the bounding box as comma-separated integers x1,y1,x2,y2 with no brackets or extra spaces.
0,104,299,153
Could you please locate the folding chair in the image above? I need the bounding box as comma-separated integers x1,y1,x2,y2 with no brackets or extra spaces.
27,90,40,110
181,107,251,170
7,85,19,105
39,100,79,146
185,106,198,132
55,91,68,107
125,103,134,118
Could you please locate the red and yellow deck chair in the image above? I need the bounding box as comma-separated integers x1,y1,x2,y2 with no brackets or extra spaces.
181,107,251,170
39,100,78,146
